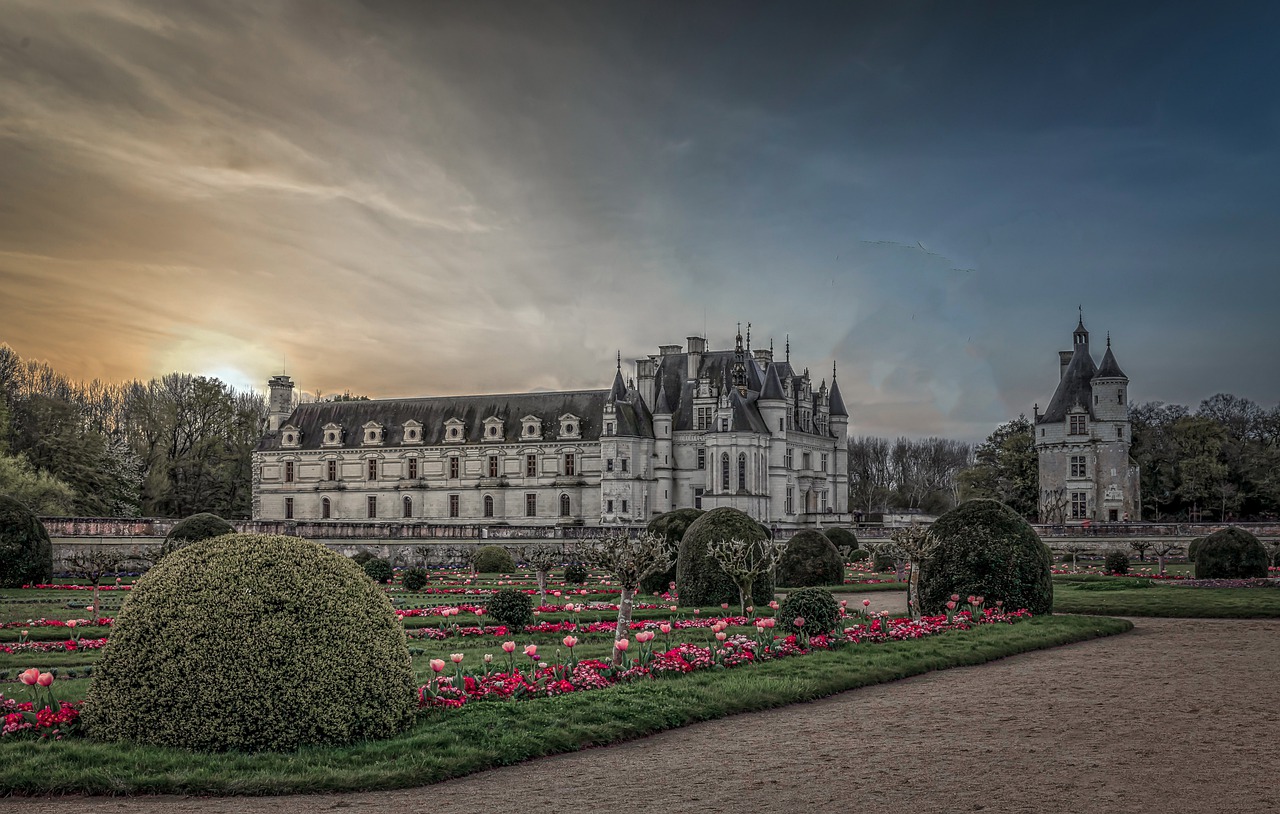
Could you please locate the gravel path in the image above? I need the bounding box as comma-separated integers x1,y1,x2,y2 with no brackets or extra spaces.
12,614,1279,814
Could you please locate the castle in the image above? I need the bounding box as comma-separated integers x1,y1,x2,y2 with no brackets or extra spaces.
1034,315,1141,523
252,329,850,527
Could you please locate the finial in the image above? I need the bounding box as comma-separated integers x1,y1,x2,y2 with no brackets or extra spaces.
1078,305,1084,326
1107,331,1111,348
770,338,774,353
616,350,621,371
786,334,790,363
832,361,837,380
746,322,751,351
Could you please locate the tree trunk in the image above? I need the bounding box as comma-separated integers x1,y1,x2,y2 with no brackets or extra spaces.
739,578,753,617
612,586,634,668
1157,553,1166,575
906,558,923,619
537,568,548,608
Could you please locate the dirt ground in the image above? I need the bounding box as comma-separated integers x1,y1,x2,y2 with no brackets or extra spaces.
11,606,1280,814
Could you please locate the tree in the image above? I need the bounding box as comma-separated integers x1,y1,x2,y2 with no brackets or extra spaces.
0,452,77,515
847,436,893,515
63,547,131,610
583,532,672,666
1130,402,1190,520
517,544,563,608
706,536,787,615
1149,541,1181,576
957,416,1038,520
888,524,940,619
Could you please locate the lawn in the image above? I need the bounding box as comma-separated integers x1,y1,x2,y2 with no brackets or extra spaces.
1052,575,1280,617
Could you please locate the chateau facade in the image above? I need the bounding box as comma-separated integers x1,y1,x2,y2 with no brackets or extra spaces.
253,331,851,527
1034,317,1141,523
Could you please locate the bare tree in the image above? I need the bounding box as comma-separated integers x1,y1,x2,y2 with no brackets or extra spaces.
1128,540,1153,562
887,524,940,619
582,532,672,666
63,547,131,609
516,544,564,607
706,536,787,616
1056,541,1096,571
1150,541,1181,576
1041,488,1069,525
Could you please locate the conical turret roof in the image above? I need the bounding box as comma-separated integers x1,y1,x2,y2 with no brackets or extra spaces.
761,362,785,401
828,376,848,418
1094,337,1128,381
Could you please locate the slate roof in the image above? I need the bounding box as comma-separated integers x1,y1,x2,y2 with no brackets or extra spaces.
1094,343,1127,380
258,390,610,451
1040,346,1098,423
828,377,848,417
760,362,785,400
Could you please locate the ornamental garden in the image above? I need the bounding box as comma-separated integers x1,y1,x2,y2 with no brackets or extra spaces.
1,494,1276,794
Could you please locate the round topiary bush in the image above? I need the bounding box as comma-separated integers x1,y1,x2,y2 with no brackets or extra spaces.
641,508,704,594
675,507,775,607
777,530,845,587
848,548,870,563
0,494,52,588
82,533,415,752
563,562,588,584
485,588,532,629
163,513,234,556
823,527,859,559
402,567,428,591
1187,537,1204,562
917,499,1054,616
361,557,393,584
1105,550,1130,575
872,551,897,574
1194,526,1270,579
472,545,515,574
777,587,840,636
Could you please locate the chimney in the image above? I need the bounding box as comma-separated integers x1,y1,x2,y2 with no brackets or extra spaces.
267,375,295,432
1059,350,1073,381
686,336,706,381
753,348,773,365
636,357,657,410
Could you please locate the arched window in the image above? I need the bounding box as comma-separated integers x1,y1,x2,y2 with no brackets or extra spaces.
483,495,494,518
321,497,331,519
738,453,747,491
721,453,730,491
402,495,412,518
560,493,571,517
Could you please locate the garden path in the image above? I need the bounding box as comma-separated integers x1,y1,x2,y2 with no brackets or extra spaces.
14,616,1279,814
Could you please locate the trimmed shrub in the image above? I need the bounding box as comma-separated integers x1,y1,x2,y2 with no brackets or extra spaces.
1194,526,1270,579
486,589,532,629
917,499,1054,616
0,494,52,587
675,508,775,607
361,557,393,584
472,545,515,574
640,508,704,594
350,550,378,566
82,533,415,752
1187,537,1204,562
1104,550,1130,575
402,567,428,591
872,551,897,574
778,587,840,636
823,527,859,558
777,530,845,587
162,513,233,556
848,548,870,563
563,562,588,584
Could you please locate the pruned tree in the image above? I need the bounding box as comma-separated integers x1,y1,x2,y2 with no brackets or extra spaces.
582,532,672,666
63,546,131,609
706,536,787,616
887,524,941,619
1150,540,1181,575
1056,541,1095,571
516,544,564,607
1128,540,1152,562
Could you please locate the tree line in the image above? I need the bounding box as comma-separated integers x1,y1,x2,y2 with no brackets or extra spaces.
846,436,973,516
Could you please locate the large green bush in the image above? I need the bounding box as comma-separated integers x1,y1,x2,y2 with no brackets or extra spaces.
777,530,845,587
777,587,840,636
472,545,515,574
485,589,532,629
872,551,897,574
563,562,588,584
82,533,415,752
402,567,428,591
675,507,774,607
163,513,234,556
641,508,704,594
362,557,393,584
848,548,870,562
1104,550,1130,575
1194,526,1270,579
0,494,52,587
917,499,1054,616
1187,537,1204,562
823,527,859,558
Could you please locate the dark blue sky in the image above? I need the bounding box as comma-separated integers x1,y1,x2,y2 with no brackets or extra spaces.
1,1,1277,440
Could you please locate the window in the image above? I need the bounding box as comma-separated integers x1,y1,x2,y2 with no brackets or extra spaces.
1094,395,1099,406
621,499,628,513
1069,415,1087,435
785,486,794,515
820,491,828,512
785,448,793,469
526,454,537,477
284,461,294,483
821,453,828,472
1116,426,1123,440
488,455,499,478
564,453,575,476
284,497,294,519
321,497,331,519
737,453,747,491
408,458,418,480
449,494,459,518
402,496,412,518
721,453,730,491
327,460,337,481
526,493,537,517
607,499,614,513
779,418,784,432
367,495,377,518
1071,491,1088,519
367,459,378,481
605,422,614,435
560,494,571,516
606,458,614,472
696,407,712,430
693,487,703,509
483,495,494,517
1070,456,1087,478
1118,391,1124,404
449,456,460,479
802,452,811,470
720,417,729,432
697,448,706,470
620,458,628,473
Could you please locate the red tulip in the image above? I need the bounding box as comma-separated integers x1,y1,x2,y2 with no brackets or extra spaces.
863,599,871,607
946,600,957,610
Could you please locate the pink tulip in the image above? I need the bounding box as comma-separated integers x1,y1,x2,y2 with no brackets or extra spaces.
746,606,754,613
66,620,77,629
501,641,516,654
840,600,848,608
85,606,94,613
946,600,957,610
615,638,629,651
429,659,446,673
967,595,976,605
562,635,578,648
659,623,672,634
524,644,538,658
37,672,53,687
450,653,464,664
721,603,729,610
715,631,727,641
768,601,779,610
693,609,700,616
793,616,806,628
669,605,678,612
950,594,960,602
19,668,39,686
863,599,871,607
975,596,985,605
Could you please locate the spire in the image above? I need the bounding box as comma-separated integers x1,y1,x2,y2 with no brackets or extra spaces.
732,324,747,395
654,377,672,415
785,334,790,363
745,322,752,352
828,376,848,418
1073,310,1089,349
761,362,785,401
1094,335,1128,381
609,353,627,403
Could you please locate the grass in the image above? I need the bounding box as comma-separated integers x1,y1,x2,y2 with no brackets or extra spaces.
1053,578,1280,617
0,613,1129,796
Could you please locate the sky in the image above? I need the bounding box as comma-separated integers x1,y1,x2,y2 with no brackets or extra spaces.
1,0,1278,442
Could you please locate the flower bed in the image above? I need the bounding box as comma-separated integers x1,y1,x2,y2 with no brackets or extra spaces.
0,638,108,655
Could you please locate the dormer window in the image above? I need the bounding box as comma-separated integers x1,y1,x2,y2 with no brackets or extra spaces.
361,422,385,446
483,416,505,442
521,415,543,440
1069,414,1088,436
558,414,581,439
402,419,423,445
280,424,301,448
321,422,343,447
443,417,465,444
